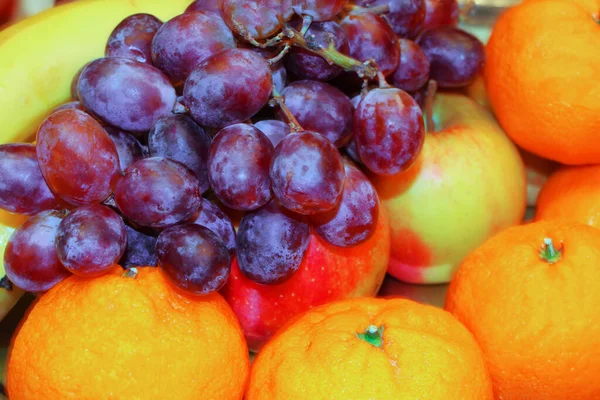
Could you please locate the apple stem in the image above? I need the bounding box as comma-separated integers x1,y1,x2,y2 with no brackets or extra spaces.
539,238,563,264
423,80,438,132
357,325,384,348
269,95,303,132
122,267,139,279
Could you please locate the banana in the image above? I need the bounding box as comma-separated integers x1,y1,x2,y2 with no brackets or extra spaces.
0,0,194,320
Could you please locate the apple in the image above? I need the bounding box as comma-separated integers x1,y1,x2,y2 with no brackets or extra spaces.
370,92,526,284
221,206,390,351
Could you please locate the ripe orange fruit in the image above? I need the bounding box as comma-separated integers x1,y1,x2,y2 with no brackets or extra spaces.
535,164,600,227
445,220,600,399
485,0,600,165
246,297,493,400
7,266,250,400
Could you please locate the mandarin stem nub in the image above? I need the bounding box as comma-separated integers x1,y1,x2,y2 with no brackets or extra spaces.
357,325,384,348
539,238,562,264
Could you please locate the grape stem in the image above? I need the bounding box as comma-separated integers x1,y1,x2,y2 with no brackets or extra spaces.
269,95,303,132
423,80,438,133
458,0,476,23
299,15,313,35
343,3,390,15
268,44,291,65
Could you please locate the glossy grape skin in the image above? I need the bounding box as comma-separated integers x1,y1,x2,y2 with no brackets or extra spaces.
208,123,274,211
148,114,212,193
221,0,293,39
340,12,400,77
55,205,127,277
311,162,379,247
157,224,231,295
119,224,157,268
151,11,236,85
270,130,345,215
105,13,163,64
105,127,145,172
360,0,425,39
188,198,237,255
183,49,273,129
285,21,349,81
77,57,177,132
354,87,424,175
417,26,485,88
0,144,60,215
36,109,120,206
392,38,430,92
280,80,354,147
254,120,290,147
422,0,459,30
4,210,71,293
236,200,310,285
114,157,202,228
292,0,348,21
185,0,223,14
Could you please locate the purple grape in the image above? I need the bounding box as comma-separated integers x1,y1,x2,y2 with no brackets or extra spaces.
55,205,127,277
208,123,274,211
119,224,157,268
151,11,236,84
236,200,310,285
147,114,212,193
105,13,163,64
4,210,71,292
292,0,348,21
221,0,293,39
354,87,425,175
391,38,430,92
188,198,236,255
114,157,202,228
157,224,231,295
183,49,273,129
270,130,345,215
360,0,426,39
286,21,349,81
77,57,177,132
0,144,60,215
185,0,223,14
254,120,291,147
105,127,145,172
311,162,379,247
422,0,459,31
248,47,287,95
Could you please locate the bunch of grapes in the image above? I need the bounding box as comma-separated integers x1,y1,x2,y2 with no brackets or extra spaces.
0,0,485,295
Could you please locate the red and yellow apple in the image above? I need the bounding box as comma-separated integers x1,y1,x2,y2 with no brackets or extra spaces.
370,92,526,284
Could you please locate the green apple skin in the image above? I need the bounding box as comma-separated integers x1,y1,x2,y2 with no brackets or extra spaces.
370,93,527,284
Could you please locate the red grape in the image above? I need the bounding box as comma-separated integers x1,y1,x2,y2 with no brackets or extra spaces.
208,123,274,211
292,0,348,21
77,57,177,132
105,13,163,64
157,224,231,295
340,11,400,76
221,0,293,39
311,162,379,247
119,224,157,268
148,114,212,193
105,127,145,172
114,157,202,228
51,101,87,113
183,48,273,129
391,38,430,91
56,205,127,277
279,80,354,147
151,11,236,85
270,130,345,215
285,21,349,81
254,119,291,147
236,200,310,285
360,0,425,38
354,87,424,175
4,210,71,292
0,144,60,215
185,0,223,13
36,109,120,206
417,26,485,88
188,198,237,255
422,0,459,30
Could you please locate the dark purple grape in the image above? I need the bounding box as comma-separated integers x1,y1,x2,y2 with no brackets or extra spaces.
185,0,223,14
36,109,120,206
311,162,379,247
292,0,348,21
254,120,290,147
105,13,163,64
354,87,424,175
105,127,145,172
340,12,400,76
208,123,273,211
286,21,349,81
270,130,345,215
280,80,354,147
4,210,71,292
391,38,430,92
114,157,202,228
417,27,485,88
0,144,60,215
188,198,236,255
119,224,157,268
236,200,310,285
183,49,273,129
151,11,236,84
147,114,212,193
422,0,459,30
55,205,127,277
221,0,293,39
77,57,177,132
157,224,231,295
360,0,426,39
